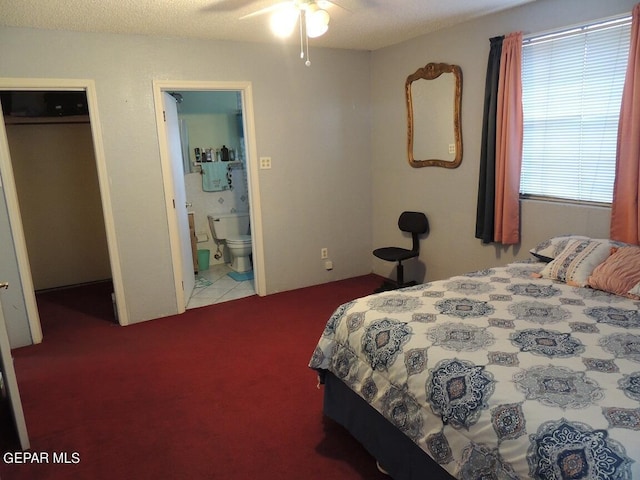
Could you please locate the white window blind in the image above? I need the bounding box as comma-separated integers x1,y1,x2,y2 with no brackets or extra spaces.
520,16,631,204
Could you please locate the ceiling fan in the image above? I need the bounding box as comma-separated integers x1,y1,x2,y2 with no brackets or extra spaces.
201,0,370,18
242,1,346,65
241,0,347,18
204,0,370,65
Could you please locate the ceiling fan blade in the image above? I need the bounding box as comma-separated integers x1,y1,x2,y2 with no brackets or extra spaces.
320,0,351,13
200,0,262,13
321,0,375,13
239,1,293,20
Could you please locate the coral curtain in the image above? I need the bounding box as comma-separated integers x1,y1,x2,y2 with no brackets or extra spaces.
611,3,640,245
494,32,523,245
475,36,504,244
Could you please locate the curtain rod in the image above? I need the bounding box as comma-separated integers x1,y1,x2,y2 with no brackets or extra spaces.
523,12,631,45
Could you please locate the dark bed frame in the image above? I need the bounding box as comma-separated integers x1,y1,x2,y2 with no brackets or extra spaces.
323,371,455,480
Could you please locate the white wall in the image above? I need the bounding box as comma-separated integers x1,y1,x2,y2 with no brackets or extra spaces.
370,0,635,283
0,28,373,328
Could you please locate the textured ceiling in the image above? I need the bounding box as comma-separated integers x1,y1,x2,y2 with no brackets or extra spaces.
0,0,537,51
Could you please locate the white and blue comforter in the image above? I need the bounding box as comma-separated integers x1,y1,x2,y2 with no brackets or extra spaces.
309,262,640,479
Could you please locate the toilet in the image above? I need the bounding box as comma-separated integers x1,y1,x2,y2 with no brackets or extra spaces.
207,212,253,273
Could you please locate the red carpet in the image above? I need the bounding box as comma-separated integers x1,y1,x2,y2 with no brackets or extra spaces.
0,276,389,480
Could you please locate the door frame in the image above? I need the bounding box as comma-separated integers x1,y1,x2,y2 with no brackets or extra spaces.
152,80,266,310
0,77,129,341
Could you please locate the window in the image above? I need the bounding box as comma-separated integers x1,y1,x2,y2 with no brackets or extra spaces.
520,16,631,204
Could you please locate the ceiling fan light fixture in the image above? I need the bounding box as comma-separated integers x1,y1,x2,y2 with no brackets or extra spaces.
270,5,299,38
305,7,330,38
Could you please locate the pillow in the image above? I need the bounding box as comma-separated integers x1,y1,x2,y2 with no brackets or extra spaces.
588,246,640,299
538,239,612,287
529,235,590,262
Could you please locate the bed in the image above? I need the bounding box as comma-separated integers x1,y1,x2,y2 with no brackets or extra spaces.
309,236,640,479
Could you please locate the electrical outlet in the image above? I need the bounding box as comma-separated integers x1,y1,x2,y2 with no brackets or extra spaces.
259,156,272,169
448,144,456,154
321,247,328,259
325,260,333,270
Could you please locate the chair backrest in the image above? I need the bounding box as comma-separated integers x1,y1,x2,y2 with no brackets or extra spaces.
398,211,429,252
398,211,429,234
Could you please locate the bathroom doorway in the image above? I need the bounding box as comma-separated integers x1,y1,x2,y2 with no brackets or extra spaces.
153,81,265,312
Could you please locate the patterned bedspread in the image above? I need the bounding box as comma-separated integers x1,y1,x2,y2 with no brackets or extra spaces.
309,262,640,479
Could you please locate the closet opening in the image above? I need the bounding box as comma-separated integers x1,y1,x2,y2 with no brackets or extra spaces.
1,90,116,335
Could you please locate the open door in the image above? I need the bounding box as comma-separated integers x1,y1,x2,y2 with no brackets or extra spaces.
161,92,195,309
0,284,29,450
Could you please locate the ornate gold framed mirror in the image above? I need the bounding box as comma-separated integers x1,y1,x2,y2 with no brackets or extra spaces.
406,63,462,168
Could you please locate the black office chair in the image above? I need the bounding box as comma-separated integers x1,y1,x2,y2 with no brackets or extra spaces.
373,211,429,292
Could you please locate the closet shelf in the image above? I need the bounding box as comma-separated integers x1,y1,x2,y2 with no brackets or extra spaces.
3,115,90,125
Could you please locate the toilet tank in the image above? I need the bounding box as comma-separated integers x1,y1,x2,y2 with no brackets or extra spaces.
208,213,250,240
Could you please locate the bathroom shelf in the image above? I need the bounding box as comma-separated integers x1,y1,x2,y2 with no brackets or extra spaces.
193,161,243,169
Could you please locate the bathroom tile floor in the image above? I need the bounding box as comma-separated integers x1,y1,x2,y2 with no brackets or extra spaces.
186,263,256,309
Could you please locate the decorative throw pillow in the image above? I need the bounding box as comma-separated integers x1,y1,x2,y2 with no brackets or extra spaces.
538,239,612,287
588,246,640,299
529,235,590,262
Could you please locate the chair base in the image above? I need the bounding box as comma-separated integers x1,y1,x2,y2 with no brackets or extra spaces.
374,279,417,293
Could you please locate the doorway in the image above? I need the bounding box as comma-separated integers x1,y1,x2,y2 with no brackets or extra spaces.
153,81,265,313
0,78,128,348
170,90,256,307
2,91,110,282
